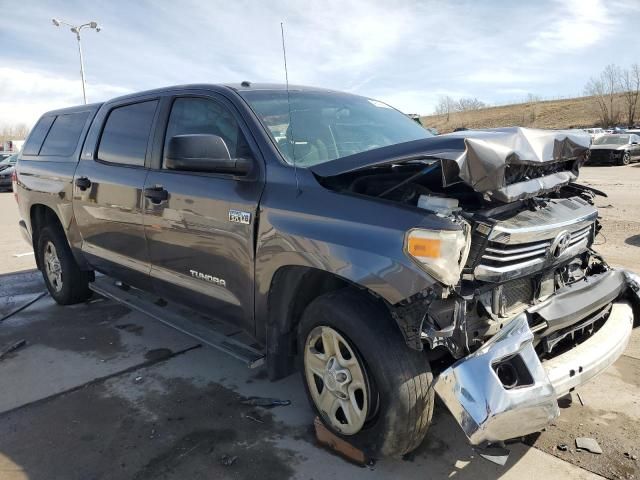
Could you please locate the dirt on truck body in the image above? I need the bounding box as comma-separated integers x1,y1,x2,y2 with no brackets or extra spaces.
12,83,640,459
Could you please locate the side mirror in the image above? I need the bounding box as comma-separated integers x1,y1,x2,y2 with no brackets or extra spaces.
165,134,252,175
632,141,638,145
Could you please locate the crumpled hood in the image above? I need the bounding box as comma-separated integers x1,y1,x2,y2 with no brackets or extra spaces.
312,127,590,203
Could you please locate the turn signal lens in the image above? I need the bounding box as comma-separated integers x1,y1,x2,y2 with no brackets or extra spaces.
405,228,470,286
407,237,441,258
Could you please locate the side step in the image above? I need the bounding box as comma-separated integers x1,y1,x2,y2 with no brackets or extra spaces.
89,276,265,368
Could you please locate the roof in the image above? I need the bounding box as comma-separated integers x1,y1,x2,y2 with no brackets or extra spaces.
38,83,362,121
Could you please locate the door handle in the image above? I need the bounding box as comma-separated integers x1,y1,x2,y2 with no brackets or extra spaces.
75,177,92,191
144,186,169,204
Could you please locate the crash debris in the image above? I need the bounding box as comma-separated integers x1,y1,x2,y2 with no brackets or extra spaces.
575,437,603,454
0,339,26,361
240,396,291,408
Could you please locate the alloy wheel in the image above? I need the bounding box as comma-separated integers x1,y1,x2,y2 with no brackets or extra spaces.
304,325,370,435
43,241,63,292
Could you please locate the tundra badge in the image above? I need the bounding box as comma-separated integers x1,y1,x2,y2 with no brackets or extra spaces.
189,270,226,287
229,209,251,225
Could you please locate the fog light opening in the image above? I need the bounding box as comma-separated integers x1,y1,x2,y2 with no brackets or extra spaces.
495,363,518,389
492,354,534,390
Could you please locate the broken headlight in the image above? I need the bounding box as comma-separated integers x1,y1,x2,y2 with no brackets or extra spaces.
405,226,470,286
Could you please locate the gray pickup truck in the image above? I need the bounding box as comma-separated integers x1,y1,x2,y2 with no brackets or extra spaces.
13,83,640,458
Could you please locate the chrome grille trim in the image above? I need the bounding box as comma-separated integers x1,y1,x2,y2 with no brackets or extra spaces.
473,197,597,282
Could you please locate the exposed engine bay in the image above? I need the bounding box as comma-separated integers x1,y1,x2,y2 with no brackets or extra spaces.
315,127,635,368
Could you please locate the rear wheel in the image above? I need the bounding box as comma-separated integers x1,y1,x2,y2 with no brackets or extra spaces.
298,289,434,457
37,225,92,305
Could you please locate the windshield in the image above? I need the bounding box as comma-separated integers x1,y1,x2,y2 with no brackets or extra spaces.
593,135,629,145
239,89,433,167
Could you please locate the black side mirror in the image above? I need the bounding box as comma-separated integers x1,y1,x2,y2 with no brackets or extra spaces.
165,134,252,175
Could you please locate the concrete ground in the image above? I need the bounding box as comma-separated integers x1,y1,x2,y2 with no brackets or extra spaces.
0,166,639,480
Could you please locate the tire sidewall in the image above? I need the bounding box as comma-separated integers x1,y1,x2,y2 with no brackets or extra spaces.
297,290,434,457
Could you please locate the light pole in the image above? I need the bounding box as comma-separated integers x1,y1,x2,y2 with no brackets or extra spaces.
52,18,101,104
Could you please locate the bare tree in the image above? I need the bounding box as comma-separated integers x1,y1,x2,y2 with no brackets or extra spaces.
455,97,486,112
434,95,455,121
584,64,622,126
0,123,30,145
524,93,541,103
620,64,640,127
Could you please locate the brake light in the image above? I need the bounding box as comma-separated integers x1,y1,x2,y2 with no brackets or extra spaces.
11,170,18,202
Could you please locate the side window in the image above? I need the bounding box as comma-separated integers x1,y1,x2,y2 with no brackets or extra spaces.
98,100,158,166
23,116,56,156
163,97,252,167
40,111,90,156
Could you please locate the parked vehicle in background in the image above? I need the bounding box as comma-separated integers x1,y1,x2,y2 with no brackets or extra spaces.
583,127,604,143
12,83,640,458
589,134,640,165
1,140,25,153
0,153,18,190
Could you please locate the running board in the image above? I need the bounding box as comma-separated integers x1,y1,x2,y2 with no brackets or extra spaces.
89,276,265,368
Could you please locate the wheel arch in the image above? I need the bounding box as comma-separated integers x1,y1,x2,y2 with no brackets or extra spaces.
265,265,392,380
29,203,90,271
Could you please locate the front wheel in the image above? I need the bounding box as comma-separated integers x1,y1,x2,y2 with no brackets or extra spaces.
621,152,631,165
298,289,434,457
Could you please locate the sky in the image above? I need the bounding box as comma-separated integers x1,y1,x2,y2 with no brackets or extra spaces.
1,0,639,127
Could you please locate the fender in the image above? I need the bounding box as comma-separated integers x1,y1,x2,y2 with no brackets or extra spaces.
254,170,459,344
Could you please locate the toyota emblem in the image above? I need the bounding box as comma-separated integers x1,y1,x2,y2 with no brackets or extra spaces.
550,231,572,258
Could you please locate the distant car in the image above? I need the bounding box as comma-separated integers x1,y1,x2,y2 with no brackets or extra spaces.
588,134,640,165
583,128,604,143
0,153,18,190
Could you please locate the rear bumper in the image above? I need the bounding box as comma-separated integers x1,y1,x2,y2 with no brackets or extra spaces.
434,270,637,446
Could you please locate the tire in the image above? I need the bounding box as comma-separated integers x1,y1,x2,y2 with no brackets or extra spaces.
297,289,434,458
621,152,631,165
37,224,92,305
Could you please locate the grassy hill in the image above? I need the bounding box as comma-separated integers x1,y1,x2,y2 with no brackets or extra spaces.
420,93,630,133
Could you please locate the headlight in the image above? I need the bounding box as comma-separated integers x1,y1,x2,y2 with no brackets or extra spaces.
405,227,470,286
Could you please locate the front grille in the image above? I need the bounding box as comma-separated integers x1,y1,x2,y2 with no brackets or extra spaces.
480,224,593,270
589,149,619,163
469,196,598,282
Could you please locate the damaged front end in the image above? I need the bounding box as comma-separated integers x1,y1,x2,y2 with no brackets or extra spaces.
315,127,639,446
434,274,636,446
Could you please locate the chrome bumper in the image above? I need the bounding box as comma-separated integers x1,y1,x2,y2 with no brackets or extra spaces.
434,298,634,446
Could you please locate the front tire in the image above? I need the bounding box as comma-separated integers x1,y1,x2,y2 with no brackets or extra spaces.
37,225,92,305
298,289,434,457
621,152,631,165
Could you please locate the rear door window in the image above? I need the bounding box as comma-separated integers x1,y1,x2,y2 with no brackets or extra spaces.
40,111,90,156
22,116,56,156
98,100,158,166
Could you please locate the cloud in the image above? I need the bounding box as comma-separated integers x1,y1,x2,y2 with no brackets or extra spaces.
526,0,615,53
0,67,129,126
0,0,638,118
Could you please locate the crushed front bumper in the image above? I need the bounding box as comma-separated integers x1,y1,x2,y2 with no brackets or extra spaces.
434,270,637,446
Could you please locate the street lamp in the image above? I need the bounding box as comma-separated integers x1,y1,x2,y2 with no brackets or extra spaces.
52,18,101,104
